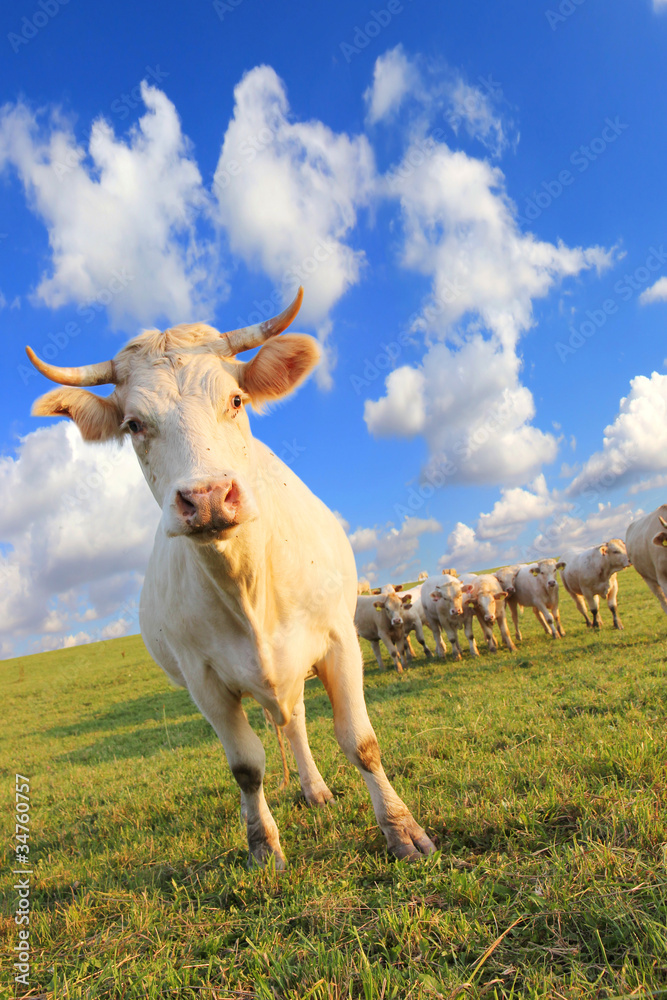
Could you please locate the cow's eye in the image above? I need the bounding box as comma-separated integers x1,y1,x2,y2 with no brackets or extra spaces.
125,419,142,434
231,394,243,410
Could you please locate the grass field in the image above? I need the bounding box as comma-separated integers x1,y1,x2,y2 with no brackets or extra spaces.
2,567,667,999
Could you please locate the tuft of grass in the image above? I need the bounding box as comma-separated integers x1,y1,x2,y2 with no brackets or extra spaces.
2,567,667,998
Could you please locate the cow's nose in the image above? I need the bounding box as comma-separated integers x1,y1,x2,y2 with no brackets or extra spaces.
548,580,556,587
175,479,241,531
485,615,495,623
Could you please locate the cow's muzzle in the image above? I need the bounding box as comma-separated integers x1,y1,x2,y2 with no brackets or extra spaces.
170,478,250,537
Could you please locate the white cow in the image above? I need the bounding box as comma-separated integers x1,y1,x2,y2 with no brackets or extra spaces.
27,288,434,866
627,505,667,615
420,574,473,660
354,592,412,673
417,570,429,582
459,573,516,655
559,539,631,629
507,559,566,640
386,585,433,661
357,578,371,595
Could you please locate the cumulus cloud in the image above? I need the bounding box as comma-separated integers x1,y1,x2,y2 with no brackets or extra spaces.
364,45,421,124
639,276,667,305
437,522,503,573
365,137,614,486
354,515,442,582
0,85,219,329
213,66,376,387
447,78,509,158
568,372,667,496
531,502,641,557
0,422,159,655
476,475,570,540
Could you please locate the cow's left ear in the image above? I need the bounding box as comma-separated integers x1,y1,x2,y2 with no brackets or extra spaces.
241,334,320,407
556,561,566,570
652,532,667,547
32,388,122,441
401,595,412,608
599,545,608,556
494,591,508,600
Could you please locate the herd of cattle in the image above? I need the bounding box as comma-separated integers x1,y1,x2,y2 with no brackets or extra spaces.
355,507,667,672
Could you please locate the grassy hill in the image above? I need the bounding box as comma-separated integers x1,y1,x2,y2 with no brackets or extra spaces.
2,567,667,998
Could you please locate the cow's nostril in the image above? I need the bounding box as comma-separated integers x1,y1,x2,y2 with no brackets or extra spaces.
176,491,197,519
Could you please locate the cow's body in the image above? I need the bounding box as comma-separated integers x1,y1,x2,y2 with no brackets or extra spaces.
559,539,630,629
459,573,516,655
627,506,667,615
507,559,565,640
420,574,470,660
354,592,411,672
28,290,434,867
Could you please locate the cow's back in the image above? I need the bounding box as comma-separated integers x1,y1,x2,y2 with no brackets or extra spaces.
627,506,667,582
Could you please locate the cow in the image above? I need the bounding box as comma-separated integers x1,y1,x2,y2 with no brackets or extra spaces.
459,573,515,655
559,539,631,629
626,505,667,615
417,570,429,581
507,559,566,640
27,288,434,866
354,592,412,673
357,578,371,595
383,584,433,661
420,574,473,660
494,564,521,599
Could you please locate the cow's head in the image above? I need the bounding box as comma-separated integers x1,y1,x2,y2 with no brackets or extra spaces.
530,558,565,589
474,588,508,625
430,577,471,617
373,592,411,627
27,289,319,543
601,538,631,569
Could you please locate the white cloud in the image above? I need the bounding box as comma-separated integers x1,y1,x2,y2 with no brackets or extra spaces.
568,372,667,496
447,78,508,158
437,522,503,573
213,66,376,387
0,84,219,330
0,422,159,655
355,516,442,582
639,276,667,305
365,137,614,486
531,502,641,557
628,472,667,495
364,45,420,124
476,475,570,541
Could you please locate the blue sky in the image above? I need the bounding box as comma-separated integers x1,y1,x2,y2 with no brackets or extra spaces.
2,0,667,657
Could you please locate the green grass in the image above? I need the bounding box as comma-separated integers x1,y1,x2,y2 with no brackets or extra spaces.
2,567,667,999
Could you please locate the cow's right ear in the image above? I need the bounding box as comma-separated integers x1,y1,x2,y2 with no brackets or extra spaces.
530,566,539,576
373,600,385,610
242,334,320,407
32,388,122,442
652,532,667,547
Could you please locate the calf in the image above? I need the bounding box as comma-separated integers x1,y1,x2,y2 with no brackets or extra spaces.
420,574,472,660
394,585,433,661
508,559,566,640
459,573,516,655
627,506,667,615
355,592,413,672
559,539,630,629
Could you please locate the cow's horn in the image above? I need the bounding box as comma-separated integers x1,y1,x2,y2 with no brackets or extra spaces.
660,515,667,528
25,346,116,386
219,286,304,356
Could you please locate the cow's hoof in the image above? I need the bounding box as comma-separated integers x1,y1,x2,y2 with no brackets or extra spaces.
304,785,335,807
614,623,624,630
388,820,437,862
248,845,287,870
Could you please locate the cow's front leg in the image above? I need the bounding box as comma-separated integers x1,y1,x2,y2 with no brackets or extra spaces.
318,627,436,861
535,604,559,638
378,628,404,673
507,597,522,641
464,609,479,656
283,692,334,806
588,594,602,629
606,576,623,629
187,664,285,869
